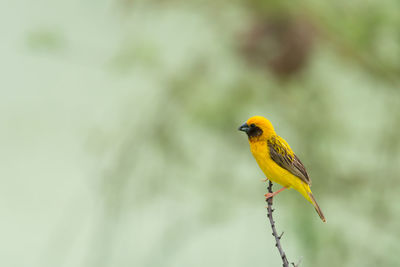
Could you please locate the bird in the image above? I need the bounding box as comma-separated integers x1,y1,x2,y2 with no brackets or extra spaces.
238,115,326,222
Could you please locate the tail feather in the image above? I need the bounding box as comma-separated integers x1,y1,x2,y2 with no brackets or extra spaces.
308,192,326,222
296,182,327,222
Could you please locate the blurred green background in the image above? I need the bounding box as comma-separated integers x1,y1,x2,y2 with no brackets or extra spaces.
2,0,400,266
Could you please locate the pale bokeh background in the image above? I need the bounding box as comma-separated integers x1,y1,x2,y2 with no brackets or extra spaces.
1,0,400,266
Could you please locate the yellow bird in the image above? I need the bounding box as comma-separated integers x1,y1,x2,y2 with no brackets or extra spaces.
238,116,326,222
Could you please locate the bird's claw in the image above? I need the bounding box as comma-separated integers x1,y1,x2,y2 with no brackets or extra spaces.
264,193,274,200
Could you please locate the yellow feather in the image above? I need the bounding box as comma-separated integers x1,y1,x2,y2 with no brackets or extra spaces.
241,116,326,222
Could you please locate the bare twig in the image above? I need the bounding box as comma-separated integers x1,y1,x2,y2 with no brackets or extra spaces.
266,181,290,267
291,257,302,267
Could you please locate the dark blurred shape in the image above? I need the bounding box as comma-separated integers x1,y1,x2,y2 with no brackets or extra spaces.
241,16,316,78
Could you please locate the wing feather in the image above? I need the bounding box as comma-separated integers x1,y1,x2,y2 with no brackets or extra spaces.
268,136,311,185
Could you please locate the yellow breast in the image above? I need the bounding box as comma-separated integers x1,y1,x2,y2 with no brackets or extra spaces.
249,141,295,188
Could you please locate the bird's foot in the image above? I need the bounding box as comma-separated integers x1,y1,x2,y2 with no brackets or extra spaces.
264,192,275,200
264,187,287,201
261,178,269,182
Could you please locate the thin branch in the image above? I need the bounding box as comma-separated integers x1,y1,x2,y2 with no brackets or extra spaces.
291,257,302,267
266,181,290,267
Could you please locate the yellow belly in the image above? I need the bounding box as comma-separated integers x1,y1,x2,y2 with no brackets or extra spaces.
250,141,296,188
249,140,314,205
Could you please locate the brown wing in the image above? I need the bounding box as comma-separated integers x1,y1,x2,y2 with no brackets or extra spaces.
268,136,311,185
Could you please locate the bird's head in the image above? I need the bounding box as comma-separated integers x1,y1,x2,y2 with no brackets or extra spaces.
238,116,276,141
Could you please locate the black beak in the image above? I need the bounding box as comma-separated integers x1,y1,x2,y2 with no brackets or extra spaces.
238,122,249,133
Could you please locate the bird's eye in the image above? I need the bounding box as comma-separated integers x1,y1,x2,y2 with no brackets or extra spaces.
250,123,255,128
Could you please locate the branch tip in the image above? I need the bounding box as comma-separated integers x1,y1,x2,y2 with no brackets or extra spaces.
279,232,284,239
